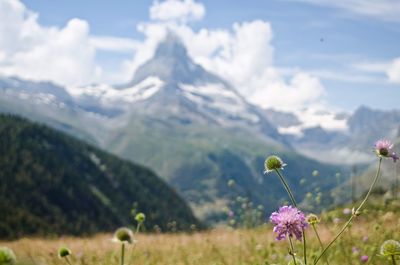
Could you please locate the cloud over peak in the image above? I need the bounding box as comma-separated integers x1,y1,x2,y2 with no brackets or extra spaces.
150,0,205,22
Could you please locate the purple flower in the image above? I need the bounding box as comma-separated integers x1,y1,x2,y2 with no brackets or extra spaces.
375,139,398,162
270,205,308,241
352,246,360,255
360,255,369,263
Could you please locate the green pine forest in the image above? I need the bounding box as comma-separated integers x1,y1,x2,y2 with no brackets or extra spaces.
0,114,201,239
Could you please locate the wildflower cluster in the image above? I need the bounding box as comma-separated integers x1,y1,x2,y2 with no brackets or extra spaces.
264,139,398,265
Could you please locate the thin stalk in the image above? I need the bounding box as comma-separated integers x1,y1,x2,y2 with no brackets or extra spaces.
120,243,125,265
136,222,142,234
275,169,297,206
288,236,297,265
311,224,330,265
392,255,397,265
313,158,382,265
275,169,308,265
64,257,72,265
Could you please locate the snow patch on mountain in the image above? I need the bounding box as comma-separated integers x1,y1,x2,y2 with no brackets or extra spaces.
67,76,163,107
271,107,348,136
180,83,259,123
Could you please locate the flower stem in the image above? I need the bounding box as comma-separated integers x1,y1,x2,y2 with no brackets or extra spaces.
392,255,397,265
64,257,72,265
136,222,142,234
311,224,330,265
275,169,297,206
120,243,125,265
288,236,297,265
275,169,308,265
313,157,382,265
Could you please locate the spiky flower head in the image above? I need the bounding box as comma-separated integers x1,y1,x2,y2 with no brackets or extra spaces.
270,205,308,241
264,155,286,173
380,240,400,257
135,213,146,223
113,227,134,244
306,213,320,225
58,247,71,258
0,247,16,265
288,258,305,265
375,139,398,162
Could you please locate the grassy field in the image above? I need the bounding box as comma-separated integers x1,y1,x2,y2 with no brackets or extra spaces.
2,201,399,265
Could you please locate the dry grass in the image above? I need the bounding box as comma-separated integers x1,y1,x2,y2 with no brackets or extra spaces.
2,214,399,265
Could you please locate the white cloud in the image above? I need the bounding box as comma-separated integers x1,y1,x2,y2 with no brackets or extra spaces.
0,0,330,115
387,57,400,84
150,0,205,22
89,36,139,53
352,58,400,84
132,18,327,112
0,0,100,86
292,0,400,22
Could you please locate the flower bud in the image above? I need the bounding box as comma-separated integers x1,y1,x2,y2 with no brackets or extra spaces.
227,179,235,187
264,155,286,173
306,214,320,225
135,213,146,223
0,247,16,265
113,227,134,244
58,247,71,258
380,240,400,257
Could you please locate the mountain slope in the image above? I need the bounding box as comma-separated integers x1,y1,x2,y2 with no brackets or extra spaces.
272,106,400,165
101,35,344,220
106,114,344,220
0,114,200,239
0,35,347,222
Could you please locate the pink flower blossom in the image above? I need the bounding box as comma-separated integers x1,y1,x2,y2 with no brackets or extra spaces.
270,205,308,241
375,139,398,162
360,255,369,263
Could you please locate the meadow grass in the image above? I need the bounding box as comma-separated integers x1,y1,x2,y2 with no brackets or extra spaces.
2,204,399,265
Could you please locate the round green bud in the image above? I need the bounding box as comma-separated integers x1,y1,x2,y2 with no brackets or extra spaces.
0,247,16,265
58,247,71,258
135,213,146,223
380,240,400,257
312,170,319,177
227,179,235,187
264,155,286,173
113,227,134,244
307,213,320,225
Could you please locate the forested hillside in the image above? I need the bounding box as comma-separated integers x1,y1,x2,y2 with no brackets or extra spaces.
0,114,200,239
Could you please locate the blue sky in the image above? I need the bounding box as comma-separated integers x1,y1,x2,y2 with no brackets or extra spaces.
4,0,400,112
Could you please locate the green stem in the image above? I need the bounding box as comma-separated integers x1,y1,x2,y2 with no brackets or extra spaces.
288,236,297,265
313,158,382,265
392,255,397,265
312,224,330,265
121,243,125,265
275,169,308,265
275,169,297,207
136,222,142,234
64,257,72,265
